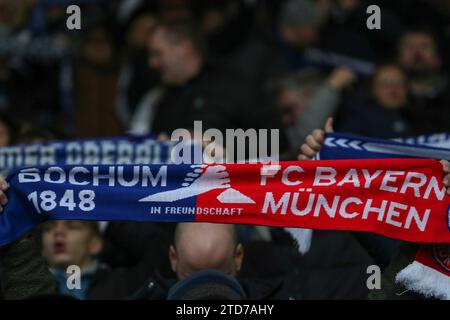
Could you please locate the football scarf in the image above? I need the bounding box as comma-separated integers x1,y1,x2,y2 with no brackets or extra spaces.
0,135,183,174
1,158,449,247
320,132,450,300
394,133,450,149
318,132,450,161
0,134,449,299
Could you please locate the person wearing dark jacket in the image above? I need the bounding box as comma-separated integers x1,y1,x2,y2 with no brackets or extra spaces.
130,18,288,154
0,234,57,300
39,220,170,300
274,67,356,156
131,222,289,300
0,219,173,300
396,29,450,135
337,63,414,139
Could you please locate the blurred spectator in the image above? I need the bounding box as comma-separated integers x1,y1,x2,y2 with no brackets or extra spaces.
0,112,19,146
278,0,321,52
233,0,387,91
396,28,450,134
193,0,254,62
274,67,356,154
0,0,73,136
115,6,161,127
293,230,375,299
1,0,450,301
233,0,323,85
0,0,34,33
40,220,170,299
0,233,57,300
398,29,443,97
337,64,413,138
17,126,55,144
128,18,207,134
41,221,102,299
380,0,450,58
239,228,375,299
169,223,243,279
129,18,285,141
0,57,8,111
73,24,124,138
317,0,403,62
132,222,288,299
158,0,193,21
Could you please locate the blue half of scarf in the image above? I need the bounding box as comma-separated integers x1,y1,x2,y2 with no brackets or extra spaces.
319,132,450,161
0,134,202,174
1,164,198,246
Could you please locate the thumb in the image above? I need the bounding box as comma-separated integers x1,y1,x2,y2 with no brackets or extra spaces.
324,117,334,133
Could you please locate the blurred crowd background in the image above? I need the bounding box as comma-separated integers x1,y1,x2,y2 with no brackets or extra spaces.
0,0,450,300
1,0,450,149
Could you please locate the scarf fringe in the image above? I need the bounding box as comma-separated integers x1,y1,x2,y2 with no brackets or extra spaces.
396,261,450,300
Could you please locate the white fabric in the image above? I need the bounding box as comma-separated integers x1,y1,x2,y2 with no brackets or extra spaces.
285,228,313,255
129,87,164,135
396,261,450,300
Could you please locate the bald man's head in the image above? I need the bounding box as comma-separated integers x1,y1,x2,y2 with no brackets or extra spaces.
169,223,244,279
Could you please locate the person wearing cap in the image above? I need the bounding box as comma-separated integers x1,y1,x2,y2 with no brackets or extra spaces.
167,269,247,300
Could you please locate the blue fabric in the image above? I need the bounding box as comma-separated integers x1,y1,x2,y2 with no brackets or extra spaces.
0,135,177,173
394,133,450,149
319,132,450,161
0,163,198,246
0,136,200,245
53,269,92,300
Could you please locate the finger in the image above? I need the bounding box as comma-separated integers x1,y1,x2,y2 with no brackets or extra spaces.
444,173,450,187
324,117,334,133
0,176,8,191
440,160,450,173
0,191,8,206
300,144,317,158
298,154,311,160
306,134,322,151
311,129,325,143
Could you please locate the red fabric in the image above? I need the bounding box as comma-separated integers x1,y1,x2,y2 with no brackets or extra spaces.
416,244,450,276
195,158,450,243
